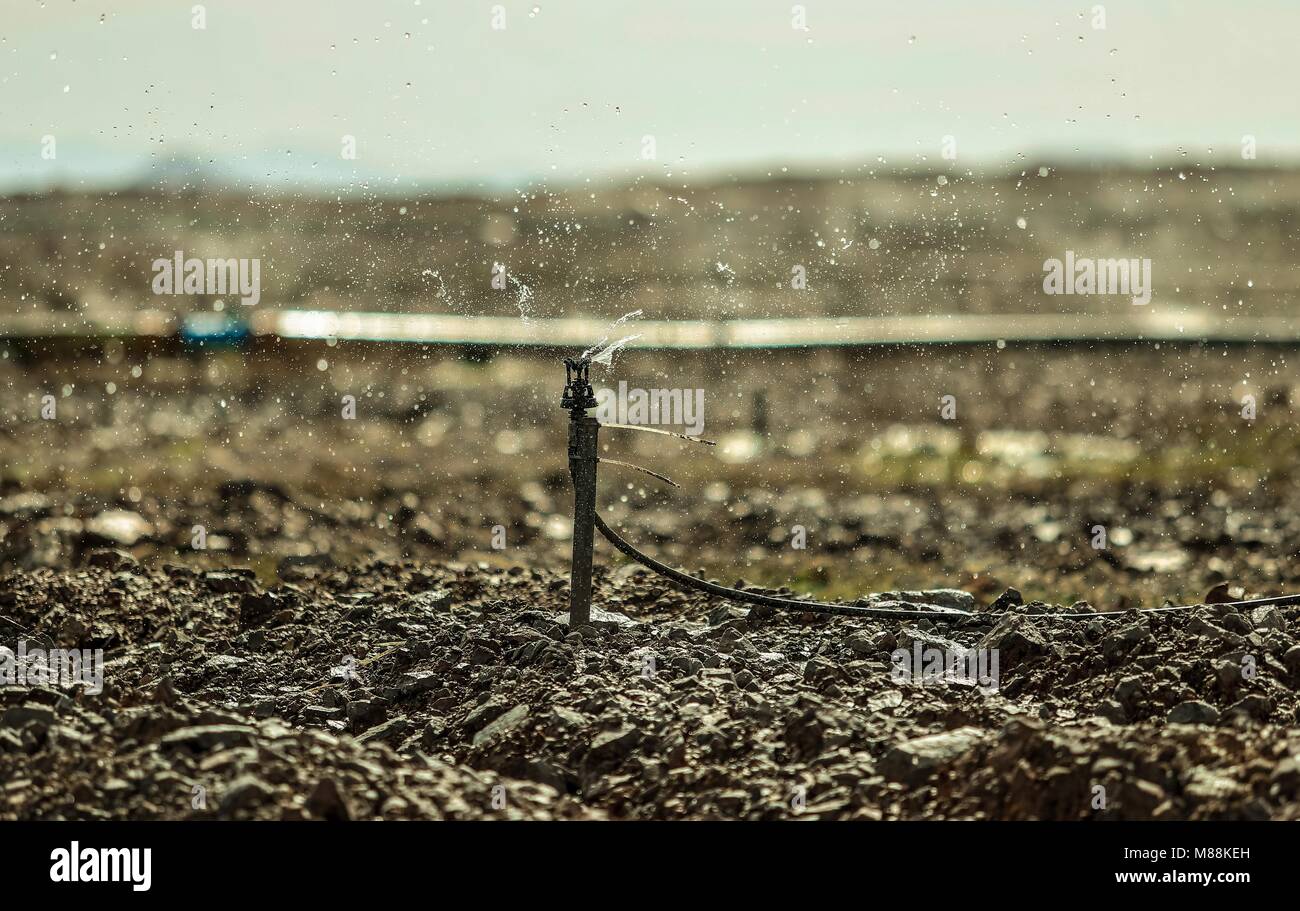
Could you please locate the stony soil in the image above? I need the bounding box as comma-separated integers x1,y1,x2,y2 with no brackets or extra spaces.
2,554,1298,820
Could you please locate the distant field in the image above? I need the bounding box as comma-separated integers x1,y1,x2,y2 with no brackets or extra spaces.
3,165,1298,325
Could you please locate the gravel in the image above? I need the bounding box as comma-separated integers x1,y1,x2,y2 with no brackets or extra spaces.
1,557,1298,820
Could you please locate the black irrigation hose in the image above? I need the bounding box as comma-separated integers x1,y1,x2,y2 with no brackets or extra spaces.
1044,592,1300,619
593,510,1300,623
594,510,972,621
584,397,1300,623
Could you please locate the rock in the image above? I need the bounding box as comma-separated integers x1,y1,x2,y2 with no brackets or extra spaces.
1250,607,1287,633
803,656,844,686
203,571,257,595
978,615,1055,666
1124,546,1189,574
358,717,411,745
1120,779,1167,815
546,707,588,730
1188,616,1229,641
895,626,966,654
714,789,749,815
1,704,56,728
83,549,139,572
1113,676,1143,707
276,553,336,580
0,492,52,521
465,641,498,665
553,607,638,629
403,511,443,546
203,654,248,673
220,775,274,813
471,703,529,747
1167,701,1220,726
846,632,875,656
1224,694,1272,721
1183,767,1242,802
1283,645,1300,676
420,718,446,750
461,697,509,734
782,706,840,761
586,727,640,765
409,589,452,612
301,705,344,723
707,605,748,626
239,591,286,629
521,759,568,792
1270,757,1300,792
159,724,257,751
1215,658,1244,693
1221,613,1253,635
667,655,703,677
880,727,984,784
396,670,441,697
345,699,385,727
306,778,353,821
1100,623,1153,662
869,630,897,654
1095,699,1127,724
746,603,777,625
1204,581,1239,604
892,589,976,612
81,510,152,547
988,588,1023,612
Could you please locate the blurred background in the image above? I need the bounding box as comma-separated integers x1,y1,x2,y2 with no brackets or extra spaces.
4,0,1300,321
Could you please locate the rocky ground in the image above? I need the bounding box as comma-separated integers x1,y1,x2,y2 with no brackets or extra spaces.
2,555,1298,820
1,344,1298,819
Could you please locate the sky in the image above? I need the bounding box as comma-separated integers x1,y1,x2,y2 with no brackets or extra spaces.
2,0,1298,193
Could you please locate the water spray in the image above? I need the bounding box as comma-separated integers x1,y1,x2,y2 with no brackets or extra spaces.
561,356,972,622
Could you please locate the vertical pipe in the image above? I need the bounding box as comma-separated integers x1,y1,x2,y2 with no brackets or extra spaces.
567,413,599,626
751,389,769,435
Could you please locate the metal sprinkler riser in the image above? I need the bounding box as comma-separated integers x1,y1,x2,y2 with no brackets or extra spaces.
562,357,599,626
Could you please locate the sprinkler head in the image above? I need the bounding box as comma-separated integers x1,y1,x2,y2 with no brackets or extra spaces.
561,356,598,413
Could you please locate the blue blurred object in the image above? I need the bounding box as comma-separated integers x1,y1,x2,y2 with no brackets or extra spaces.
180,312,251,349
